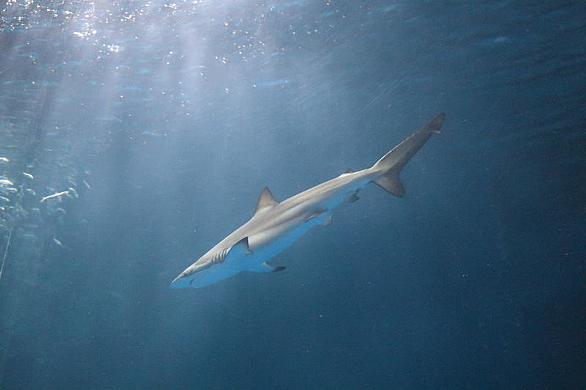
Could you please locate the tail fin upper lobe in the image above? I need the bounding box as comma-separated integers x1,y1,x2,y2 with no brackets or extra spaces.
372,113,445,197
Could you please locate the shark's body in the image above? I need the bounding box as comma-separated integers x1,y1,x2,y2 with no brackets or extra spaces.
171,113,445,289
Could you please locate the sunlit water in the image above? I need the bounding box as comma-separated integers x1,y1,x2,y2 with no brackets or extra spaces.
0,1,585,389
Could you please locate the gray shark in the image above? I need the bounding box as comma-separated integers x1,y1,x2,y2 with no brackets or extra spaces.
171,113,445,289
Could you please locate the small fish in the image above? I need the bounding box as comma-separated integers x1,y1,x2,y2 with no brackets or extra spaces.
0,179,13,186
254,79,290,88
0,157,9,163
68,187,79,198
40,190,69,203
23,172,34,180
21,232,37,241
53,238,63,247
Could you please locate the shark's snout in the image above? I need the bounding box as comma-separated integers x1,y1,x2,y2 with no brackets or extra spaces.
170,259,221,289
170,273,189,289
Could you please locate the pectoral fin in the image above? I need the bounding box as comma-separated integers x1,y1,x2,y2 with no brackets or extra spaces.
305,208,327,222
266,263,286,272
305,209,333,226
228,237,252,258
247,262,286,273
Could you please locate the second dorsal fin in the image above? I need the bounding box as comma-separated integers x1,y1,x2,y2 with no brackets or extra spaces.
255,186,278,214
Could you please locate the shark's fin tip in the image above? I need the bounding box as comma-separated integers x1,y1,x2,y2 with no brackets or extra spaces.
370,113,445,197
374,172,406,197
255,186,278,214
423,113,446,134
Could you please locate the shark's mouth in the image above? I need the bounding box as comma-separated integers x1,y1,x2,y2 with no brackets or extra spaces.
171,262,241,289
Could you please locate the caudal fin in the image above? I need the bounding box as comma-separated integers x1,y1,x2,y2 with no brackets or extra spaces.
371,113,445,197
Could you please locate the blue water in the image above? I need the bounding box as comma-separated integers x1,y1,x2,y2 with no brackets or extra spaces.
1,1,585,389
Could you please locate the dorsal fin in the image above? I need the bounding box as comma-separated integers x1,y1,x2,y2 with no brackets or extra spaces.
255,186,278,214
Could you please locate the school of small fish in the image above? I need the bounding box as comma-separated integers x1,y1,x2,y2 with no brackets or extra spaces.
0,144,87,282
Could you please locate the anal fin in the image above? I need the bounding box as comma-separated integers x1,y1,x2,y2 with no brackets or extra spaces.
347,191,360,203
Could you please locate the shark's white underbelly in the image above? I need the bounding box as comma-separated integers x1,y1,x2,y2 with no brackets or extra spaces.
177,178,370,288
247,180,369,267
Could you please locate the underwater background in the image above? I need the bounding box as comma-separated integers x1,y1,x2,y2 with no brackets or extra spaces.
0,1,585,389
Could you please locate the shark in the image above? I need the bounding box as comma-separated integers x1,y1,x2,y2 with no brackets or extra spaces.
171,113,445,289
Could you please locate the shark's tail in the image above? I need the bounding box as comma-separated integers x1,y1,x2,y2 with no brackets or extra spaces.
370,113,445,197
